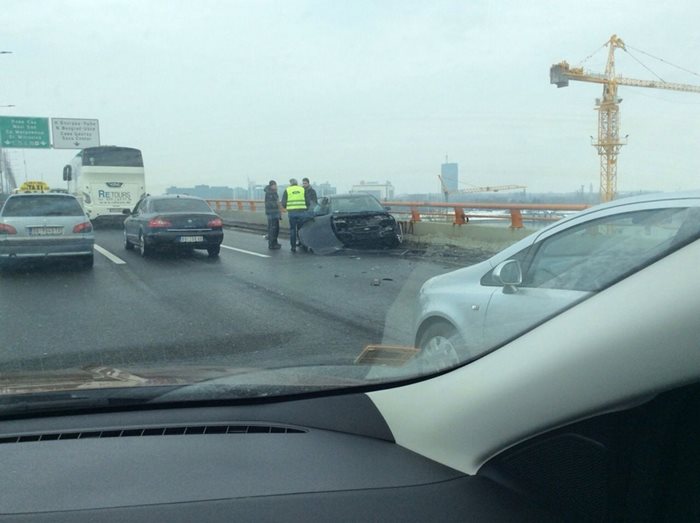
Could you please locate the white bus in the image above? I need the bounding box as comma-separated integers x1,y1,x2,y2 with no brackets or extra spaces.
64,146,146,224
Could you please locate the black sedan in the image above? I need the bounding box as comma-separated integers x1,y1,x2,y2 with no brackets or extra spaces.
299,193,402,254
124,195,224,257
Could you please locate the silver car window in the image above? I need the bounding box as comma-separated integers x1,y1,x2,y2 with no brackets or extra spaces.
524,207,693,292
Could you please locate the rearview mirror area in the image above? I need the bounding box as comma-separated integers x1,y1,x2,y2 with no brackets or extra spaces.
493,259,523,287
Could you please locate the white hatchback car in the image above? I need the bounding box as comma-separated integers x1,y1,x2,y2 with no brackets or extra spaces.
0,193,95,270
414,191,700,369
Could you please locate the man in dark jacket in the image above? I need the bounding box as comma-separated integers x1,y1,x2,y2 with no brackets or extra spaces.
302,178,317,210
264,180,281,249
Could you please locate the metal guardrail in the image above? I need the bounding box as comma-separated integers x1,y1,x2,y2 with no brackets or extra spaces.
206,199,590,229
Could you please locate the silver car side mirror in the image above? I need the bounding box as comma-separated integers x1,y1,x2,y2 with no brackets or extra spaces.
493,259,522,294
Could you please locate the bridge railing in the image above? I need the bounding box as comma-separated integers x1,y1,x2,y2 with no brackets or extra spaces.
205,199,590,229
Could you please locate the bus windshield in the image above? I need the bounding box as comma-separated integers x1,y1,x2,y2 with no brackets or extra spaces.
79,147,144,167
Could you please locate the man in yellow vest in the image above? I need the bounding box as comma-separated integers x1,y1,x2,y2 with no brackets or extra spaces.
281,178,307,252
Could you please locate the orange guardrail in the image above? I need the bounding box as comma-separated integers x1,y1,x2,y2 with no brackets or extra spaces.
206,199,590,229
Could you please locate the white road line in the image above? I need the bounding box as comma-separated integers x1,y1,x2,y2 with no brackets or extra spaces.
94,244,127,265
220,245,271,258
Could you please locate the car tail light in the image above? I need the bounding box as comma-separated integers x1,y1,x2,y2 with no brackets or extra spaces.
0,224,17,235
148,217,172,228
73,221,93,234
207,217,223,228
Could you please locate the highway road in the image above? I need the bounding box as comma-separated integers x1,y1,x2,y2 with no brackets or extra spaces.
0,228,479,373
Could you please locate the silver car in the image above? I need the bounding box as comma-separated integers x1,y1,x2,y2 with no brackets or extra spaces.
0,193,95,269
415,191,700,369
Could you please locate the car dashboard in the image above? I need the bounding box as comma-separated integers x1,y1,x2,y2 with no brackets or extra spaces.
0,393,553,522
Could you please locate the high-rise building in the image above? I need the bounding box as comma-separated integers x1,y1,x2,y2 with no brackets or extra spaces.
350,180,394,200
441,160,459,192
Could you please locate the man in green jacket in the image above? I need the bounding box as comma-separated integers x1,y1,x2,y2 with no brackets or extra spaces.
281,178,307,253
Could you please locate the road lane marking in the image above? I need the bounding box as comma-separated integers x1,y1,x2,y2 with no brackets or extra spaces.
94,244,127,265
220,245,271,258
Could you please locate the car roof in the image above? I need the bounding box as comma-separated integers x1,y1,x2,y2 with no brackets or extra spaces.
330,193,378,199
6,192,78,199
148,194,206,201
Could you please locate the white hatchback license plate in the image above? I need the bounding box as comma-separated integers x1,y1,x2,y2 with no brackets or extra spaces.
179,236,204,243
29,227,63,236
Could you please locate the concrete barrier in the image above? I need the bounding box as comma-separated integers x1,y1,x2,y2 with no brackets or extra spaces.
405,221,533,252
218,209,533,252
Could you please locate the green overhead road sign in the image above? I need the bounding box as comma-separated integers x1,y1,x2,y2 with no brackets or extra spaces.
0,116,51,148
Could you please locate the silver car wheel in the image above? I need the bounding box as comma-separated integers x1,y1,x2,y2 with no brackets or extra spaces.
421,335,461,370
416,322,468,372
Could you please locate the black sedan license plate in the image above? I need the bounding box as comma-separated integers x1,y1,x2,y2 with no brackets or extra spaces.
179,236,204,243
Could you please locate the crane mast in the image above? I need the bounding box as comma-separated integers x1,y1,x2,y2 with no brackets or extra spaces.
551,35,700,202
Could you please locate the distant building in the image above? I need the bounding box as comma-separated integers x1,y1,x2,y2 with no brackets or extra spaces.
316,181,337,197
441,161,459,192
248,182,266,200
350,180,394,201
232,187,249,199
166,184,234,199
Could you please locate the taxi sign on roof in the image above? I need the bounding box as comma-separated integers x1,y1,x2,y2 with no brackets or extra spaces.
18,181,50,193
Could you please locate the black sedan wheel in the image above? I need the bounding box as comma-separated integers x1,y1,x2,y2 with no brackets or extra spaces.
207,244,220,258
124,230,134,251
138,232,151,257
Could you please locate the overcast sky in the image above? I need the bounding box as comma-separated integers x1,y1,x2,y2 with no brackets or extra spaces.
3,0,700,196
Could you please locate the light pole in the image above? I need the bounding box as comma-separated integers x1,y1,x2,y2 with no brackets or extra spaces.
1,51,12,109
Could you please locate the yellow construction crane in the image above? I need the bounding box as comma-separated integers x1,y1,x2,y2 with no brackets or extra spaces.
551,34,700,202
438,175,526,202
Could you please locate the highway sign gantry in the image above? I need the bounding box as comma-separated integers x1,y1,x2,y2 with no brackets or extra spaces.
0,116,51,148
51,118,100,149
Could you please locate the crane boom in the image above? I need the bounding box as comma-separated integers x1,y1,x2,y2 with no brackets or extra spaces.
437,175,526,201
551,62,700,94
551,35,700,203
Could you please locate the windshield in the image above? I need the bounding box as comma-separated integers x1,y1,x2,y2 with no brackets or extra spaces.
79,147,144,167
331,195,385,213
152,199,212,213
1,2,699,412
1,195,84,217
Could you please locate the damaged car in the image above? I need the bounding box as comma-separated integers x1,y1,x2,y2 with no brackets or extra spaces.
298,193,402,254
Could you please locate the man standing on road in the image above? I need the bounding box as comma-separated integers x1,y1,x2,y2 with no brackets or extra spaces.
302,178,318,211
264,180,282,250
281,178,307,252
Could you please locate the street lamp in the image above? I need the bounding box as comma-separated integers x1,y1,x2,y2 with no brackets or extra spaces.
1,52,14,108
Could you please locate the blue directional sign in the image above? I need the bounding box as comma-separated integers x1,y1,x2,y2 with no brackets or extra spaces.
0,116,51,148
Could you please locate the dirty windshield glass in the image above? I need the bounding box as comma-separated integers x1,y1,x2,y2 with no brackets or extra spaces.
1,2,699,408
